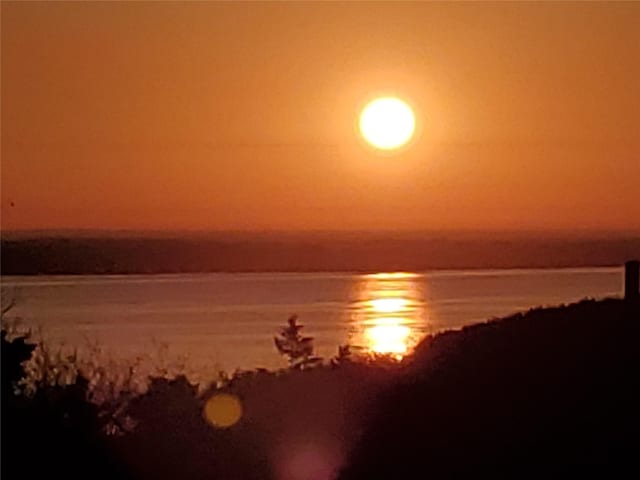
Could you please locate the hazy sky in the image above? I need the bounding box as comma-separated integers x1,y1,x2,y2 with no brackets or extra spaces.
2,2,639,232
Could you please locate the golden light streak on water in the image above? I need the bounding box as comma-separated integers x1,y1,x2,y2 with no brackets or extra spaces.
351,272,427,358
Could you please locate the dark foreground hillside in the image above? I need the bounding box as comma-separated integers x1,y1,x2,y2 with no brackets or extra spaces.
340,298,640,479
2,298,638,479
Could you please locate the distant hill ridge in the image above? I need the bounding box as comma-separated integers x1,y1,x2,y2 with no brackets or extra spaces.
2,234,639,274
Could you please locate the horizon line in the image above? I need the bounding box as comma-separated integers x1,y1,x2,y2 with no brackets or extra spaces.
2,227,640,239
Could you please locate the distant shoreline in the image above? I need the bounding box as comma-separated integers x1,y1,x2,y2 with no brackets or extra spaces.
0,265,624,277
2,234,638,275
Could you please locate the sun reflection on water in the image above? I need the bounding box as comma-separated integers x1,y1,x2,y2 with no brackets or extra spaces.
351,272,427,358
366,321,411,355
368,297,409,313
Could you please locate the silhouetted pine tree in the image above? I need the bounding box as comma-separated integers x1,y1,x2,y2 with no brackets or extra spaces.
274,314,321,369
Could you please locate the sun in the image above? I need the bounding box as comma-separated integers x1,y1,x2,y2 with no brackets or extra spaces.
359,97,415,150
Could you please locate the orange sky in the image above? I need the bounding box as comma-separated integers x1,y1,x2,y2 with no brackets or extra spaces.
2,2,639,233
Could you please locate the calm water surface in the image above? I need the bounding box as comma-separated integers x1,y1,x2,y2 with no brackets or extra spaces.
1,268,623,373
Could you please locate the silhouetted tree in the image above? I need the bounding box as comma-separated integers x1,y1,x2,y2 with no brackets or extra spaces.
274,314,322,369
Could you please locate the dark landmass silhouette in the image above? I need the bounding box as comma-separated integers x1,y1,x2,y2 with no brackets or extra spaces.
340,298,640,479
2,232,639,274
2,297,638,479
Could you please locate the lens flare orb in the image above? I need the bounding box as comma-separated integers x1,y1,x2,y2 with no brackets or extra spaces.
204,393,243,428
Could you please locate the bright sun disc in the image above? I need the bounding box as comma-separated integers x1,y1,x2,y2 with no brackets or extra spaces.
359,97,415,150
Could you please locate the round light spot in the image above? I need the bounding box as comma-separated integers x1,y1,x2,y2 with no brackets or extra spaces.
203,393,243,428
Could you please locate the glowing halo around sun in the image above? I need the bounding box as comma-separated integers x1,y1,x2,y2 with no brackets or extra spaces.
359,97,416,150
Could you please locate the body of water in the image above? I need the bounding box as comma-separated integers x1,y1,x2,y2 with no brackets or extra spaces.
1,267,623,374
